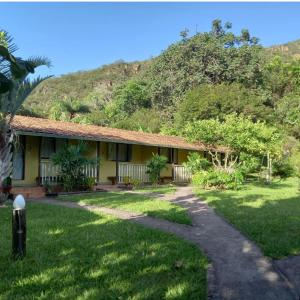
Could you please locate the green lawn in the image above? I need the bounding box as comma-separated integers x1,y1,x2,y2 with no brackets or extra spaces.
195,177,300,259
0,203,207,299
135,185,176,195
58,191,191,225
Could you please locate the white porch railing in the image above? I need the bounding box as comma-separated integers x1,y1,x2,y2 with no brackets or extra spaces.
40,159,98,185
118,163,191,183
118,162,150,183
173,165,191,182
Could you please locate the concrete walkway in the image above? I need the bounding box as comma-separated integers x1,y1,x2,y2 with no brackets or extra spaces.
159,187,297,299
274,255,300,296
31,187,297,300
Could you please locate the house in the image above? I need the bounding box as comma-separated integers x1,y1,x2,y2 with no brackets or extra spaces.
10,115,224,197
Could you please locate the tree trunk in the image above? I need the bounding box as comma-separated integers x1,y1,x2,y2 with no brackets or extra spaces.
266,152,272,183
0,122,13,184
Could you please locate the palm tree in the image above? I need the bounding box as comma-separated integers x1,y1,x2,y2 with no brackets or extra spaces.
50,98,90,121
0,30,50,184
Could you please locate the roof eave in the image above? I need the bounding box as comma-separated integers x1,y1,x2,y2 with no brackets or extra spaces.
15,129,202,151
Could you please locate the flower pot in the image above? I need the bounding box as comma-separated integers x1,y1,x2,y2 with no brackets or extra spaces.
0,185,12,194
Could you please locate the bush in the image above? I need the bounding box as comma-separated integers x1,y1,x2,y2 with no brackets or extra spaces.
82,177,97,191
52,142,98,192
192,168,244,190
239,153,261,176
183,153,211,174
272,158,295,179
146,154,168,185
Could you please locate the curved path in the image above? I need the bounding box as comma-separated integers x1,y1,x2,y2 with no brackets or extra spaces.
160,187,297,299
31,187,297,300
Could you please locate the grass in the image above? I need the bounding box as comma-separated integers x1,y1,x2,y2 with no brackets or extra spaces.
195,177,300,259
58,191,191,225
0,203,207,299
135,184,176,195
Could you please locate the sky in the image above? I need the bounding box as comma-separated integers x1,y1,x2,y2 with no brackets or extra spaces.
2,2,300,78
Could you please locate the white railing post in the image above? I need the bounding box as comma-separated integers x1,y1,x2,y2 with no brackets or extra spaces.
40,160,99,185
118,162,150,183
173,165,191,182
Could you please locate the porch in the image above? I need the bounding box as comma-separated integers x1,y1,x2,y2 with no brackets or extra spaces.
39,160,191,185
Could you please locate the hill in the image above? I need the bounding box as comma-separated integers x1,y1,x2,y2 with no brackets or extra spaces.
269,39,300,60
21,20,300,137
24,60,149,117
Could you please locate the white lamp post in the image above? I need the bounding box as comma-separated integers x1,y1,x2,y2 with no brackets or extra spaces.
12,194,26,259
13,194,26,210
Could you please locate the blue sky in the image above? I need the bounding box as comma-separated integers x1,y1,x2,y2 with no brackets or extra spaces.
2,2,300,78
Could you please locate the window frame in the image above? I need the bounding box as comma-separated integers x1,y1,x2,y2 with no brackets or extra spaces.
107,143,132,162
12,135,26,180
158,147,178,164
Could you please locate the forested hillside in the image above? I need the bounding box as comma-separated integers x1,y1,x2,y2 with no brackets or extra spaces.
23,20,300,139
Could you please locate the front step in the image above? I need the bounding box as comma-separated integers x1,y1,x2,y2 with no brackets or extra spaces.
11,186,45,199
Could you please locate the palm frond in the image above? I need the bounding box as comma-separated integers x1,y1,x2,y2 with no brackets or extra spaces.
10,56,51,80
0,30,18,54
0,30,18,79
26,56,52,69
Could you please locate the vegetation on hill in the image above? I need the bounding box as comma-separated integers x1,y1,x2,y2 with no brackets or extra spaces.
19,19,300,149
24,60,148,118
269,39,300,60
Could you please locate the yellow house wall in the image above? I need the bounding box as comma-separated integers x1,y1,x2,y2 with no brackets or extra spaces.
132,144,142,163
178,149,188,164
141,145,158,161
12,135,40,186
161,164,173,177
99,142,116,183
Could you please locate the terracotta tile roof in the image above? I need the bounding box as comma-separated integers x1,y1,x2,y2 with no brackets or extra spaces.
12,115,226,152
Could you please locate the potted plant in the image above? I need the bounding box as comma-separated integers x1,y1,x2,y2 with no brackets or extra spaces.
0,177,13,202
1,176,12,194
44,181,58,197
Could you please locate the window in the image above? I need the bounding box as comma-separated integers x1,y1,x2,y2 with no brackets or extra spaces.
12,136,25,180
158,147,178,164
107,143,132,162
41,137,55,159
172,148,178,164
55,138,67,152
40,137,67,159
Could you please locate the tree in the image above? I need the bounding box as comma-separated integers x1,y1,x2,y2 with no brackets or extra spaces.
0,30,50,184
183,114,283,181
146,20,264,112
263,56,300,104
107,79,151,118
112,108,162,133
146,154,168,185
174,83,272,129
49,97,90,122
275,92,300,138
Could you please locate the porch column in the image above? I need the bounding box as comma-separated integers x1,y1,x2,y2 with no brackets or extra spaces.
96,141,100,183
115,143,119,184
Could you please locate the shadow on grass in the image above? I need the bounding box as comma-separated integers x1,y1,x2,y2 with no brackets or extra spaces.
0,203,206,299
59,192,191,225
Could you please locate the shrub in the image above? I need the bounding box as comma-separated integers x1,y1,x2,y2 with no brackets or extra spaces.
272,158,295,179
239,153,261,176
82,177,97,191
192,168,244,190
183,153,211,174
52,142,98,192
123,176,142,189
146,154,168,185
